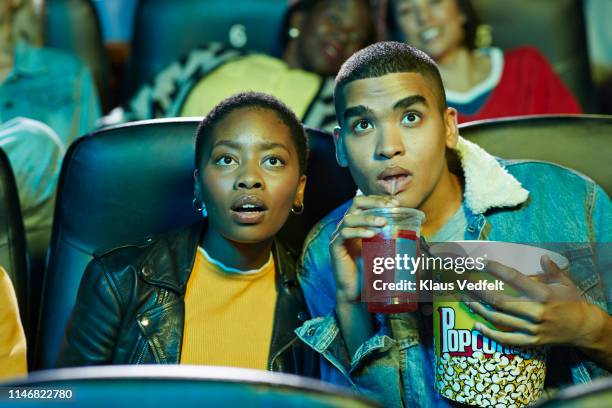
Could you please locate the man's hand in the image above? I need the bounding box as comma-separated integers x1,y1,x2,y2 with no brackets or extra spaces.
330,195,398,302
329,195,398,357
465,256,612,370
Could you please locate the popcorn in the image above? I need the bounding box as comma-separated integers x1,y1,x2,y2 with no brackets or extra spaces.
434,347,546,407
434,305,547,407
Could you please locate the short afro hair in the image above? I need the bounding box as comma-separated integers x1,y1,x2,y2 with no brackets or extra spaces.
334,41,447,122
194,92,308,174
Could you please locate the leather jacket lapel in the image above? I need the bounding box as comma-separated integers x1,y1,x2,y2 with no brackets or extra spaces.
268,240,308,371
135,299,184,363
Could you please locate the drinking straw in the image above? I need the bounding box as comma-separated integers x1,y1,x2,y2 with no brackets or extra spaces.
391,178,397,196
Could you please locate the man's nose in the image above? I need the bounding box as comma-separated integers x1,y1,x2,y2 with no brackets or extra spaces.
415,3,433,26
375,126,406,160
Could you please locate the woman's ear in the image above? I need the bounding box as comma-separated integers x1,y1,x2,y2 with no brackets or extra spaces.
193,169,203,201
193,169,208,217
333,127,349,167
288,10,306,35
294,174,307,206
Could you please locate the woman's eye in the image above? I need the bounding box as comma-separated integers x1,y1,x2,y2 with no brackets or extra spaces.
401,112,422,126
263,156,285,167
353,119,373,134
324,12,341,25
215,155,237,166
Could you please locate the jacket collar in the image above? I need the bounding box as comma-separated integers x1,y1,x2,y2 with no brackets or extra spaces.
138,222,203,293
137,221,299,294
455,136,529,214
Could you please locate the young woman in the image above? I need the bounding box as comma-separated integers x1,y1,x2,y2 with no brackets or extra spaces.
388,0,581,122
110,0,375,132
58,92,316,376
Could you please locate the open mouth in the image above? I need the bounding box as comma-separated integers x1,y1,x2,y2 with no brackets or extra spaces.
420,26,441,43
230,195,267,224
377,166,413,195
321,40,341,64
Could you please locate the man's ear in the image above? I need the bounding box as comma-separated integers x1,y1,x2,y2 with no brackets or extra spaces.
444,107,459,149
333,127,349,167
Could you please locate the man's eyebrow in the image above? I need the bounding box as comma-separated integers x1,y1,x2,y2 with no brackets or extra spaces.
343,105,373,121
393,95,428,110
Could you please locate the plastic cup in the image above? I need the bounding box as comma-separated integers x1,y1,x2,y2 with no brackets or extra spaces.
361,207,425,313
430,241,569,407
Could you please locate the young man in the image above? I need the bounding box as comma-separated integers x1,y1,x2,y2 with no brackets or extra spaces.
296,42,611,407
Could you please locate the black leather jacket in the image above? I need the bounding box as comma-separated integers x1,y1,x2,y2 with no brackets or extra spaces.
57,222,317,376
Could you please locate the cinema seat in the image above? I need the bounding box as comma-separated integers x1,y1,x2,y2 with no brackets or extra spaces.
128,0,287,93
0,148,29,338
35,119,355,369
45,0,110,106
2,366,380,407
471,0,595,111
459,114,612,195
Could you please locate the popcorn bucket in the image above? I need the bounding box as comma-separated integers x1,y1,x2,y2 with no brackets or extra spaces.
430,242,569,407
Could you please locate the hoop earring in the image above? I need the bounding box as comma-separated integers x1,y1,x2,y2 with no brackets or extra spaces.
193,198,207,218
474,24,492,48
288,27,300,39
291,203,304,215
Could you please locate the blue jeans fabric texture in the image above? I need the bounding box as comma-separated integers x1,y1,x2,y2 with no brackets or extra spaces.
296,138,611,407
0,41,101,145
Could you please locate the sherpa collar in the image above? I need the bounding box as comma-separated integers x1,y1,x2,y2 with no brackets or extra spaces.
355,136,529,214
455,136,529,214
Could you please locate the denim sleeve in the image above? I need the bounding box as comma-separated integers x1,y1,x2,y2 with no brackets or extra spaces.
298,226,336,319
590,184,612,314
296,314,407,407
77,65,101,138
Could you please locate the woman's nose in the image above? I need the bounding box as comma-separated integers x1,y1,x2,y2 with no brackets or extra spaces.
235,165,264,190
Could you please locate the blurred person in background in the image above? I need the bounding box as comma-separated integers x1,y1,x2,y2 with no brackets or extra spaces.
0,266,27,380
0,117,64,275
106,0,374,131
387,0,581,123
0,0,101,145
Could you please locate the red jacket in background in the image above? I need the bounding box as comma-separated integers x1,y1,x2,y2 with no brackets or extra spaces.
457,47,582,124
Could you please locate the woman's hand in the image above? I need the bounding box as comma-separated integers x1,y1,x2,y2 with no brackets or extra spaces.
329,195,398,303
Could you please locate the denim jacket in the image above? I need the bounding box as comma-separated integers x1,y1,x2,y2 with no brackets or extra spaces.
0,41,100,145
296,137,611,407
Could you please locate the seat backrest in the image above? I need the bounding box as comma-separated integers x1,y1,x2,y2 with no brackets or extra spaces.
5,366,379,407
45,0,110,107
471,0,595,111
0,148,29,335
127,0,287,94
36,119,355,369
459,115,612,195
